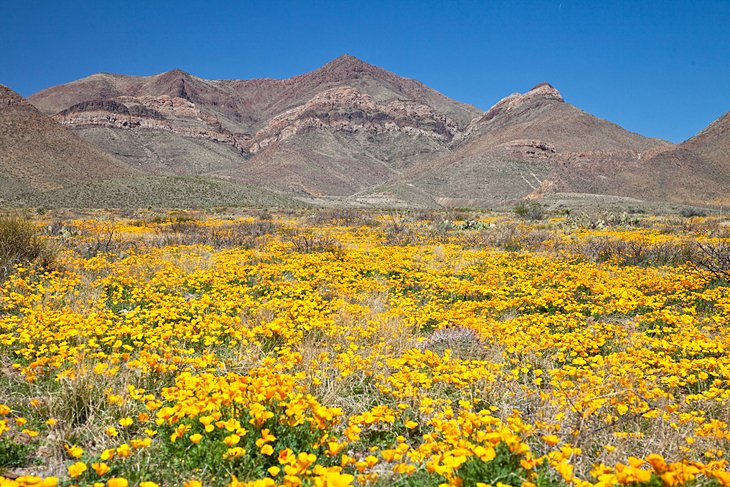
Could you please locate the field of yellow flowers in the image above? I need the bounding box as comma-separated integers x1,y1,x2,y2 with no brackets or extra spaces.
0,209,729,487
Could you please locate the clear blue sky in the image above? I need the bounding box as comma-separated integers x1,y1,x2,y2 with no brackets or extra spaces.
2,0,729,143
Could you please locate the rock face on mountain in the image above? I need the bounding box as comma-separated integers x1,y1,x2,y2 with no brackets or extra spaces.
249,86,460,153
224,84,467,196
0,84,136,202
54,96,250,152
17,56,730,208
217,54,481,130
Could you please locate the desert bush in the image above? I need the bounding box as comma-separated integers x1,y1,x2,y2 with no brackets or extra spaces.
420,326,486,360
287,231,342,253
514,201,545,221
83,224,120,258
156,219,278,249
689,234,730,282
0,216,55,280
254,209,272,220
429,219,455,237
165,220,201,234
384,225,419,246
383,209,420,245
478,224,524,252
570,236,695,266
306,208,375,227
460,223,552,253
679,206,708,218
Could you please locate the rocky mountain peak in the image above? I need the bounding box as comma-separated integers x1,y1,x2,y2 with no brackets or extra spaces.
526,82,563,101
324,54,370,69
157,68,193,79
315,54,383,81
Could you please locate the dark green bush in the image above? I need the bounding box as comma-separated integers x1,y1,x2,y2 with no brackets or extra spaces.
514,201,545,221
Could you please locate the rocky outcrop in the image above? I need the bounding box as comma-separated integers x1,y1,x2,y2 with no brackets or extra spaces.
54,95,251,152
58,100,165,119
500,139,557,158
249,86,460,153
480,83,563,122
456,83,564,143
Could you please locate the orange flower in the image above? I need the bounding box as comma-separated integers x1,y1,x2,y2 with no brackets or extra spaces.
65,444,84,459
107,478,129,487
68,461,87,478
542,435,560,446
92,462,111,476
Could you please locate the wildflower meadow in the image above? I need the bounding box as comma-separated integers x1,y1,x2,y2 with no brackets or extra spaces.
0,209,728,487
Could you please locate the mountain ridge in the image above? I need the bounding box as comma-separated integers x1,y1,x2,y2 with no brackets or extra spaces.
7,55,729,208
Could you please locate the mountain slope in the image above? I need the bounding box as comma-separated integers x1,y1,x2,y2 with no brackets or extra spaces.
456,83,664,152
381,83,671,207
219,54,482,130
682,111,730,166
0,84,137,202
10,176,303,209
222,85,463,196
596,111,730,205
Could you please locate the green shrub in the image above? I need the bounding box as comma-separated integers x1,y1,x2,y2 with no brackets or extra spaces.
514,201,545,221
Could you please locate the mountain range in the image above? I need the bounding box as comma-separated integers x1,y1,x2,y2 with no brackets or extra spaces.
2,55,728,208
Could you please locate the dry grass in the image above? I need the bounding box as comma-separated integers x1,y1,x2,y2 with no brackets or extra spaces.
0,216,56,281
